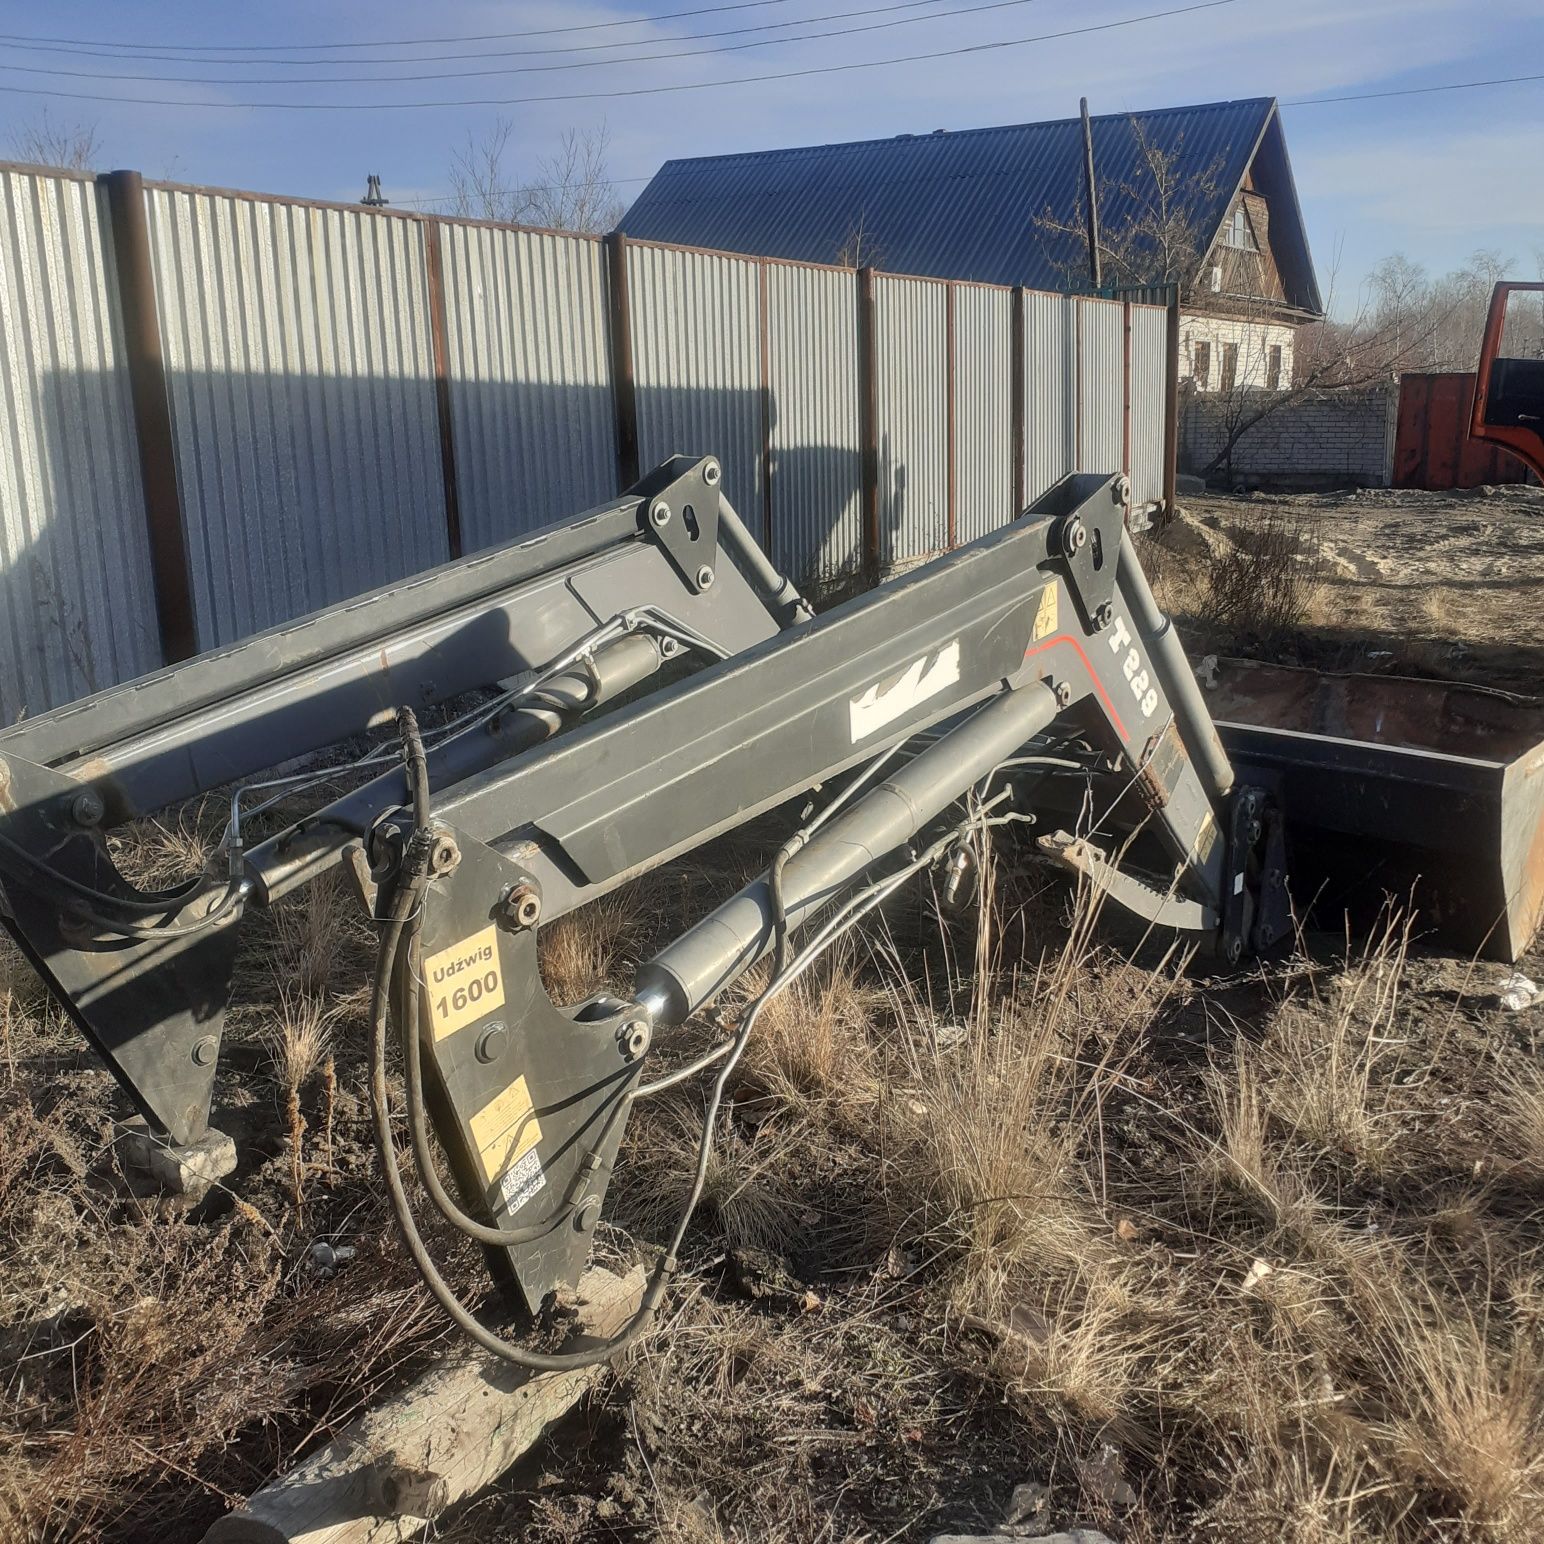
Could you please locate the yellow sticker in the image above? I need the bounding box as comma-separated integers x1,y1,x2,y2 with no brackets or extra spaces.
423,924,505,1040
1032,584,1059,641
468,1074,543,1185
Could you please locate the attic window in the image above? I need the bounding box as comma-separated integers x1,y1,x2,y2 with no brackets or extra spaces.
1222,202,1258,252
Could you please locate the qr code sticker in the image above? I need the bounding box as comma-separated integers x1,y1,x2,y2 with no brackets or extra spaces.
498,1146,544,1213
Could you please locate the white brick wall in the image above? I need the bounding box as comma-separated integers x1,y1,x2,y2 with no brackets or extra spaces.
1180,382,1399,487
1179,314,1296,392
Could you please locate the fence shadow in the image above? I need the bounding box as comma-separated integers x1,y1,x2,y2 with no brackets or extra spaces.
4,371,885,726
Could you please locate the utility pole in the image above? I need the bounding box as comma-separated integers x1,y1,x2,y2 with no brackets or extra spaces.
1079,98,1102,292
361,174,389,207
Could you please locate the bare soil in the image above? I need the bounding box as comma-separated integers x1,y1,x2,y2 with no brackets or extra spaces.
2,488,1542,1544
1159,482,1544,695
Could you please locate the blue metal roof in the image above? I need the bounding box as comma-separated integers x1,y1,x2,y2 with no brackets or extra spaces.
622,97,1321,314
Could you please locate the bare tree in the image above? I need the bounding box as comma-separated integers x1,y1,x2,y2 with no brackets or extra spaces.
447,120,624,234
1353,248,1532,374
9,110,98,172
834,210,885,270
1191,250,1528,480
1035,120,1226,291
1032,117,1532,481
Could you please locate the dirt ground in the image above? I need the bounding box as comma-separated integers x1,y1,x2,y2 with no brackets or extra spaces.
1165,482,1544,695
2,487,1542,1544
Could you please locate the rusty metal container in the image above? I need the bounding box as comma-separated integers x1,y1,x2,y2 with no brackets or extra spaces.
1208,659,1544,962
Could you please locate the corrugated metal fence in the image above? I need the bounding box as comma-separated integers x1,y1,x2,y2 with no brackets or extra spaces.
1392,372,1530,491
0,162,1174,722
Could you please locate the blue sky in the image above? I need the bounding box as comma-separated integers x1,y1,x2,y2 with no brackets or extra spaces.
3,0,1541,314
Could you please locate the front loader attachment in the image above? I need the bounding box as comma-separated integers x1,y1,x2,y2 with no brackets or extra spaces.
1207,659,1544,962
11,450,1525,1369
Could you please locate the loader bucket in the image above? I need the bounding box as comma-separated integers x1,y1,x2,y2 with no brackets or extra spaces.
1206,660,1544,962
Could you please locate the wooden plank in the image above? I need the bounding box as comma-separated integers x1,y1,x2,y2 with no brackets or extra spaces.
203,1266,645,1544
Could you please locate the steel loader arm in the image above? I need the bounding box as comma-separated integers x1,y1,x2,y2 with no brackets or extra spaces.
0,456,1278,1355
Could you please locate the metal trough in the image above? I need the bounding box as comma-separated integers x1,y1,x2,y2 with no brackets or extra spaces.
1208,659,1544,962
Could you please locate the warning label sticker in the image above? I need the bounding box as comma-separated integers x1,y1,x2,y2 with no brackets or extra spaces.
1032,585,1059,641
423,923,505,1040
469,1073,544,1197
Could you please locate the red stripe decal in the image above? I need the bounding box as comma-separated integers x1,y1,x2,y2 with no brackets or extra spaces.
1024,632,1129,742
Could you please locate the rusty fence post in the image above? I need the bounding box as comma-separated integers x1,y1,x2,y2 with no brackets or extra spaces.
99,169,197,663
1011,285,1026,516
1073,297,1084,472
422,219,463,559
605,231,640,491
758,260,774,554
857,265,879,583
945,282,957,550
1121,298,1133,507
1163,283,1181,521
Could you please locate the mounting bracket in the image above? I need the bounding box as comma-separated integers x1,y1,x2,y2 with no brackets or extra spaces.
628,455,723,597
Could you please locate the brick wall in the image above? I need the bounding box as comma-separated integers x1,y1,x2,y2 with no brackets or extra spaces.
1180,381,1399,489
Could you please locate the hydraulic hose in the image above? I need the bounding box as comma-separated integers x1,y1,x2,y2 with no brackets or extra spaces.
369,708,674,1370
393,710,588,1249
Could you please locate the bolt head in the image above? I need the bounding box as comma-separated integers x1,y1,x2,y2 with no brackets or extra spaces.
650,500,672,528
620,1018,651,1059
1224,937,1243,965
574,1194,601,1233
429,834,461,875
71,789,105,827
502,884,542,930
703,461,721,486
191,1035,218,1067
695,564,715,590
1093,603,1114,630
1064,519,1087,554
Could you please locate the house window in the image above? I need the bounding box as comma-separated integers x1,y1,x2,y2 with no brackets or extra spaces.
1222,202,1257,252
1192,340,1211,387
1266,343,1283,391
1220,342,1239,393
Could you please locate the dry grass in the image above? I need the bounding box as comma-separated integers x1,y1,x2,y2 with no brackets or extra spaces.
736,943,885,1114
881,975,1096,1307
268,870,367,999
261,988,337,1205
106,807,216,891
1201,509,1328,646
1143,504,1329,656
537,892,645,1006
3,820,1542,1541
1253,915,1416,1172
615,1101,812,1257
1200,1050,1322,1231
595,876,1542,1543
1372,1294,1544,1532
262,987,335,1095
1495,1063,1544,1181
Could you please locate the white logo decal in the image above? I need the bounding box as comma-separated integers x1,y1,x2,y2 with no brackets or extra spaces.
1106,614,1159,718
849,639,962,742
